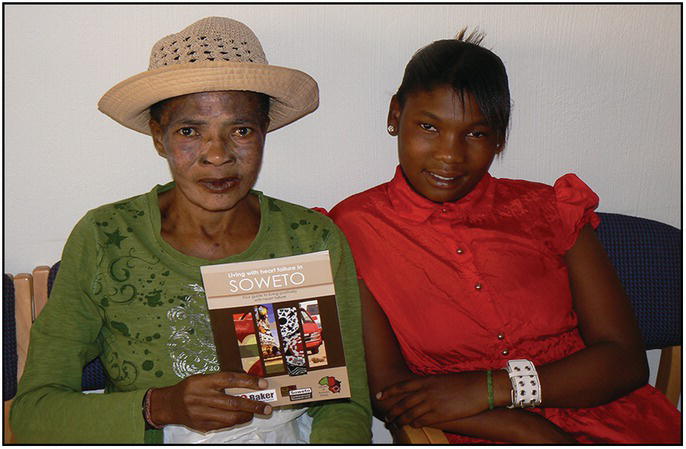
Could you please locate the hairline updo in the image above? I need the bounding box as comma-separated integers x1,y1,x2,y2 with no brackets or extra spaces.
395,29,511,145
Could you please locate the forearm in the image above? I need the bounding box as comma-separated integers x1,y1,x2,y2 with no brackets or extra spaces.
536,342,648,408
486,342,646,410
11,386,147,443
435,408,575,443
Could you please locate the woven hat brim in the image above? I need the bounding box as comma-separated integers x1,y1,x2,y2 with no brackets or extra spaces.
98,61,319,135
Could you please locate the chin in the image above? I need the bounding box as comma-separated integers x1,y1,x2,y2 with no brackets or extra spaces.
419,187,464,204
203,199,246,212
187,192,243,212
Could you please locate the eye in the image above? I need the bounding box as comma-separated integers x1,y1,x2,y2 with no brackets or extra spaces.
419,123,437,132
467,130,488,138
233,127,253,137
177,127,198,137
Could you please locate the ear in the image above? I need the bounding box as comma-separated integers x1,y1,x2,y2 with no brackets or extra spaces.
149,119,167,158
387,95,401,135
495,138,506,154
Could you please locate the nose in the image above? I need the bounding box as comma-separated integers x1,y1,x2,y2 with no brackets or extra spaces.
434,133,465,163
202,138,236,166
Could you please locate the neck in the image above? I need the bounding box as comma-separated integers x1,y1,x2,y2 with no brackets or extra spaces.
158,187,261,260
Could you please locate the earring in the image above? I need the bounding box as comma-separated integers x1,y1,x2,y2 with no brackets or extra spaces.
387,125,396,134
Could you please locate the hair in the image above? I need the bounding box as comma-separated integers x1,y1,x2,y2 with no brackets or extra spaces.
148,91,271,127
395,28,511,144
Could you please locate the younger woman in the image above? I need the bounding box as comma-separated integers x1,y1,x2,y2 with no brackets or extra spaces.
330,30,680,443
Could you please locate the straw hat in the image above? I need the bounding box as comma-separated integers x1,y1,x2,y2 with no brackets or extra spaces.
98,17,319,135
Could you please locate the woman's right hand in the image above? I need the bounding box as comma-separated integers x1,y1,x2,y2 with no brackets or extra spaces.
148,371,273,433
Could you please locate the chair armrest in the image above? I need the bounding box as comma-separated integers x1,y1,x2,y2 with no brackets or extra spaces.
655,345,681,407
14,273,33,379
31,266,51,320
389,422,449,444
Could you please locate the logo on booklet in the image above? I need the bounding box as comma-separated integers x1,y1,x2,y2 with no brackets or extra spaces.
318,376,342,394
238,389,277,403
288,387,313,401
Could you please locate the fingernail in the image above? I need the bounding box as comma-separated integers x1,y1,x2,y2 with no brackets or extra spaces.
258,378,268,389
375,391,383,400
264,405,272,415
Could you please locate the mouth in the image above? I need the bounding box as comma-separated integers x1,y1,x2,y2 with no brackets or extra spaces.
423,169,464,187
198,177,240,193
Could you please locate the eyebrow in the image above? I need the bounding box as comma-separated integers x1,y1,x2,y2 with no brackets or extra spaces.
172,119,206,127
418,110,441,121
170,117,259,127
417,111,490,127
230,118,260,126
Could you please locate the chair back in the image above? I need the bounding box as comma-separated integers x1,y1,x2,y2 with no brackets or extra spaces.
3,274,18,402
595,212,681,350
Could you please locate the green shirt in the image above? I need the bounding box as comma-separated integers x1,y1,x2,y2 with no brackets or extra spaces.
11,183,371,444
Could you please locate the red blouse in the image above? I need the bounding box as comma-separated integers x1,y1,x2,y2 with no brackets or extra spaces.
331,166,680,444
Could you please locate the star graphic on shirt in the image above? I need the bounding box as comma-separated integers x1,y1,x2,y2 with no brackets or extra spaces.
104,229,128,248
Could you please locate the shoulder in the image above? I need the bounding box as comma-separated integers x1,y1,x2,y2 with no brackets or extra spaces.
487,176,561,219
491,174,597,204
261,194,347,247
330,183,388,224
68,188,155,245
491,176,555,199
262,194,336,228
260,194,357,276
491,174,600,252
83,189,152,222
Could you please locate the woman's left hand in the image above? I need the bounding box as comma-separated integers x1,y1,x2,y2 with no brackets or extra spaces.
379,371,488,427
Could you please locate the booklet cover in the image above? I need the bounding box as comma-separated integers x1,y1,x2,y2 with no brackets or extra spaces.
201,250,350,407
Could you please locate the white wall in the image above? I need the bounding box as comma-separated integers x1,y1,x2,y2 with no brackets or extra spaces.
5,5,680,275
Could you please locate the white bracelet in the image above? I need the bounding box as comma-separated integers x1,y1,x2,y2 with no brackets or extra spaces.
505,359,541,408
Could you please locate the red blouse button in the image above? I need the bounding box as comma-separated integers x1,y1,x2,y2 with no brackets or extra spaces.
456,248,464,255
497,333,505,340
475,283,483,290
501,349,509,356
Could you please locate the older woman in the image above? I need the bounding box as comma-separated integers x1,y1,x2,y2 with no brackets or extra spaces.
10,17,371,444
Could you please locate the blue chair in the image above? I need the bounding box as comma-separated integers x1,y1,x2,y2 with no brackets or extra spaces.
595,212,681,405
4,274,18,443
46,262,107,391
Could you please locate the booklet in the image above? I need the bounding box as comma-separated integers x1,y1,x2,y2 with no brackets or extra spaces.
201,250,350,407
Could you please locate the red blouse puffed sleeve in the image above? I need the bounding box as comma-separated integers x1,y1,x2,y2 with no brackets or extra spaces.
553,173,601,253
310,207,330,216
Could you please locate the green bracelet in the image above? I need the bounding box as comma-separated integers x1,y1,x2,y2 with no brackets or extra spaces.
486,369,495,410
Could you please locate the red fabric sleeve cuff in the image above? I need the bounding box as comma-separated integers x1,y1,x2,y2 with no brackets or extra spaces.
553,173,600,252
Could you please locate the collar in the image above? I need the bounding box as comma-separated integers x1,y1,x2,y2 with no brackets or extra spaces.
386,165,492,223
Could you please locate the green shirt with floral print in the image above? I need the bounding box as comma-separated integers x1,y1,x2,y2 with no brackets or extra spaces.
11,182,371,444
